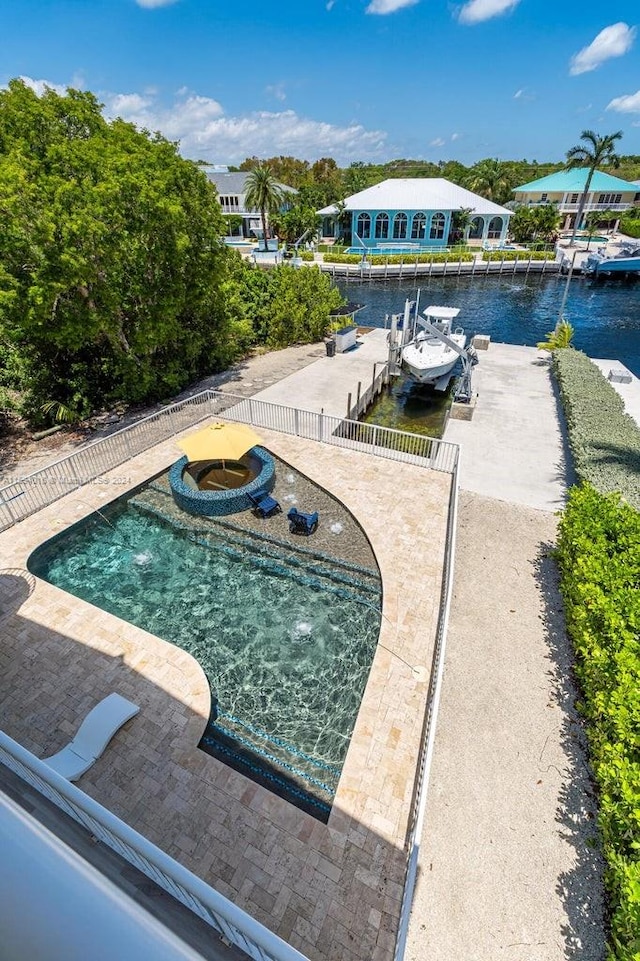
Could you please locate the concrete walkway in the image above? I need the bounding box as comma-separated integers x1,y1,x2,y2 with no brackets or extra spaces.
444,343,568,512
405,342,606,960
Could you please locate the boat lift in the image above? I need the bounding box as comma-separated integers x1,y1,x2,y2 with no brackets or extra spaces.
386,296,478,402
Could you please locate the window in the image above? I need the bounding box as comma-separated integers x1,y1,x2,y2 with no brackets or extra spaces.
375,213,389,239
429,212,445,240
569,193,580,204
540,193,548,202
598,193,623,205
469,216,484,239
393,213,408,239
487,216,503,239
356,213,371,239
411,212,426,240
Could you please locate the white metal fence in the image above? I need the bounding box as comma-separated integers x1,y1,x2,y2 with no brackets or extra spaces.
0,733,308,961
0,389,459,531
394,447,461,961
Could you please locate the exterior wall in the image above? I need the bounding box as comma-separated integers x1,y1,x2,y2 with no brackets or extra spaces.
350,208,455,249
348,208,509,249
514,189,640,231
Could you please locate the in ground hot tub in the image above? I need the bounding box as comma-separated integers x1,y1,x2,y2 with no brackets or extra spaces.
169,446,275,516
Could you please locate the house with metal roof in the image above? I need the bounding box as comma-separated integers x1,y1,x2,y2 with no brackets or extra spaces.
512,168,640,232
205,170,297,240
317,178,512,251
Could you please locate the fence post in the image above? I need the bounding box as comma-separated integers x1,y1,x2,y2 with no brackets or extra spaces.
356,381,361,412
318,411,324,443
346,392,352,419
294,408,299,437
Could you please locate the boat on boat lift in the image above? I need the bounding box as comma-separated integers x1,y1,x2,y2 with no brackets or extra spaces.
401,305,468,387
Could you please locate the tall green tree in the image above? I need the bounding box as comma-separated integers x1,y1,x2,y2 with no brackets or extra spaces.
465,159,513,205
0,79,239,422
244,164,287,251
565,129,623,246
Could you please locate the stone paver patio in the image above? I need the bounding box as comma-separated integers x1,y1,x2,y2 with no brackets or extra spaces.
0,422,451,961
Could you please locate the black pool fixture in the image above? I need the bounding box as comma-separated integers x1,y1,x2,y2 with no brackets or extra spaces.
288,507,319,535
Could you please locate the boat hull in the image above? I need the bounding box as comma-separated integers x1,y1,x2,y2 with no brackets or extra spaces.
401,334,466,385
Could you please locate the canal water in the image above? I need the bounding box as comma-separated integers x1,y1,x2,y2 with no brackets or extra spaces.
336,273,640,376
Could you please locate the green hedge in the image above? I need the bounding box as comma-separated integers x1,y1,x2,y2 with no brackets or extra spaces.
323,251,474,265
619,217,640,239
552,349,640,509
317,244,346,253
299,251,315,261
556,484,640,960
481,249,555,262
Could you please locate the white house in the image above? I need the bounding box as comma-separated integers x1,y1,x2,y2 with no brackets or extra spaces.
205,170,297,239
318,178,512,250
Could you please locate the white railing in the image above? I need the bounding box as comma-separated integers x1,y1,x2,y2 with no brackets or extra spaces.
0,390,459,531
394,446,461,961
0,732,308,961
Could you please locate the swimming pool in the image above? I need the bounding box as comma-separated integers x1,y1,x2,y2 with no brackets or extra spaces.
29,472,382,820
345,245,429,257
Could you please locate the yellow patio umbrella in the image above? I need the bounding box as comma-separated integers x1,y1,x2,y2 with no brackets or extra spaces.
177,421,263,463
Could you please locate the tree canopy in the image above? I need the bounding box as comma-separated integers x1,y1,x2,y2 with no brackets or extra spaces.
0,81,341,426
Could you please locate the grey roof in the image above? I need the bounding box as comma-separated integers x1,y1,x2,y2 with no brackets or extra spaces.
318,178,511,217
205,171,297,195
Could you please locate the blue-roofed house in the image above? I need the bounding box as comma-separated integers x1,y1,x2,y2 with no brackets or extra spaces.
317,178,512,250
512,169,640,232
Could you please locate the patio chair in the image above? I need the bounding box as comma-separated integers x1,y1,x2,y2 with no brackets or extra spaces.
247,489,281,517
287,507,319,535
42,693,140,782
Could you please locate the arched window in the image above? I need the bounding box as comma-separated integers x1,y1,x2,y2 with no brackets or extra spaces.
488,216,503,239
429,212,445,240
393,213,408,239
375,213,389,239
411,213,426,240
357,213,371,239
469,216,484,239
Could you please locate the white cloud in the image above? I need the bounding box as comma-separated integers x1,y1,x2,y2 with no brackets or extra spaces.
18,75,67,96
458,0,520,25
514,89,523,99
430,137,445,147
451,132,460,140
570,23,636,75
513,87,535,102
366,0,419,14
607,89,640,114
12,77,387,164
326,0,336,8
134,0,179,7
265,83,286,102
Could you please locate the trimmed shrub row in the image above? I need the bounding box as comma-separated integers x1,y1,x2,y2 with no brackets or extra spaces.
323,251,474,265
556,484,640,960
553,349,640,509
481,249,555,262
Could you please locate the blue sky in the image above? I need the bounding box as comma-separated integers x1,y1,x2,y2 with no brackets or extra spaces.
1,0,639,166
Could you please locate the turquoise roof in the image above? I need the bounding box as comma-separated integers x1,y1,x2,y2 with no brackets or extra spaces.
513,168,638,194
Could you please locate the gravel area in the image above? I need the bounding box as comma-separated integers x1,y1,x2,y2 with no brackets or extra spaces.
406,491,606,961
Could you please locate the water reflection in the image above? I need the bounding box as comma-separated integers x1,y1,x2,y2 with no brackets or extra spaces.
337,274,640,375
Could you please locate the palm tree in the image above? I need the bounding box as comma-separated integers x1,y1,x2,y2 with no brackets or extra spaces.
565,129,623,247
465,159,513,205
244,164,286,251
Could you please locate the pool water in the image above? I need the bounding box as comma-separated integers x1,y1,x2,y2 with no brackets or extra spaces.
345,246,427,257
29,487,382,820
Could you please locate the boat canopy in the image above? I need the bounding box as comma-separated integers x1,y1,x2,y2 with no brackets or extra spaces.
423,306,460,320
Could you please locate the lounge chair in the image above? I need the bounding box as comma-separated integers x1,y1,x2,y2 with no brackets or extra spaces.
247,489,281,517
287,507,319,535
43,693,140,781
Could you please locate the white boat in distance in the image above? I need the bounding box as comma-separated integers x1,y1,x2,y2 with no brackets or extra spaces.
584,244,640,276
401,305,467,386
